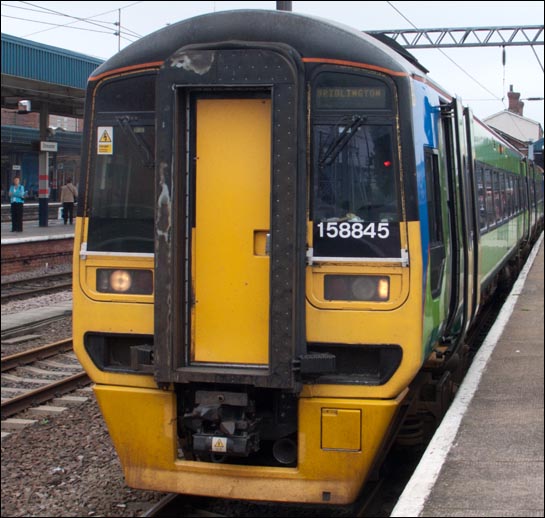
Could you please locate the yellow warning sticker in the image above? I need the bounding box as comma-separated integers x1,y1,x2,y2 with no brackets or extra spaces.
97,127,113,155
211,437,227,453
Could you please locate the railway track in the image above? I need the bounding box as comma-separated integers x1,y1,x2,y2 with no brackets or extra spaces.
0,280,514,515
142,478,384,517
1,338,90,419
143,494,226,517
1,271,72,303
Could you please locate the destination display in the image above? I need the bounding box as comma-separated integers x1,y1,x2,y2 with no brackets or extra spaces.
316,86,388,110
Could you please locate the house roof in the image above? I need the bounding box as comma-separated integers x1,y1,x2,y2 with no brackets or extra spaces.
484,110,543,144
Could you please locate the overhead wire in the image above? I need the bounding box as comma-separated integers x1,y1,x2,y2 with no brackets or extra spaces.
385,0,503,102
530,45,544,73
1,1,143,45
1,2,115,26
1,14,117,36
19,1,126,34
2,0,543,98
1,14,138,45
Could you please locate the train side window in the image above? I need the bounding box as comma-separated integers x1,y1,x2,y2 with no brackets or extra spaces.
530,168,537,210
506,174,514,217
424,148,445,298
537,173,544,207
476,162,488,231
536,167,544,206
519,173,527,211
513,176,520,214
499,171,508,220
520,176,525,212
484,168,495,227
491,170,502,224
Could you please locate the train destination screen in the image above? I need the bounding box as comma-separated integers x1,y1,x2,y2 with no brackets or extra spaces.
316,86,388,109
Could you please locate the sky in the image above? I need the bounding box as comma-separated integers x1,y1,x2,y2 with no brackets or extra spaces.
2,1,544,128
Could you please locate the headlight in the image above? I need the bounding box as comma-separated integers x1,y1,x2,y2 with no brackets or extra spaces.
351,277,377,299
324,275,389,302
97,269,153,295
110,270,132,292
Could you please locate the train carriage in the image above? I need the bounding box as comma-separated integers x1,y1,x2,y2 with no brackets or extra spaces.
73,10,544,505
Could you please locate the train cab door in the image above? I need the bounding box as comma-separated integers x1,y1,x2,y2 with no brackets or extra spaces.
463,107,481,323
191,96,271,365
441,97,475,342
154,45,304,390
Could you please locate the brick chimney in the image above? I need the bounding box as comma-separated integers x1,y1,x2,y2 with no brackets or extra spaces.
507,85,524,116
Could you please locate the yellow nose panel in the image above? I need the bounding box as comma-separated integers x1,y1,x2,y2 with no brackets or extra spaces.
321,408,362,451
192,97,271,365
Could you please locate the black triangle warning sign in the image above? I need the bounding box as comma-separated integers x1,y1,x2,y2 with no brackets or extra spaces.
99,130,112,143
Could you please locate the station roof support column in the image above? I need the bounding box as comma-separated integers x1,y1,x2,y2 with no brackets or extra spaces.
38,103,49,227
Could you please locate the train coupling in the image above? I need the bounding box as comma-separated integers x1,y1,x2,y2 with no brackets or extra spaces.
181,390,260,458
192,432,259,458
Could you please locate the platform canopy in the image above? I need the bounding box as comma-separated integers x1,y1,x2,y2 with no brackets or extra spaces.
1,33,103,118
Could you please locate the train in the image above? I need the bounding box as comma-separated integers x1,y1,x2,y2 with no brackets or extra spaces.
72,10,544,505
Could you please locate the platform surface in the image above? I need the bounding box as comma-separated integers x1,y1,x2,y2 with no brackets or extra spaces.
392,235,544,517
1,217,74,244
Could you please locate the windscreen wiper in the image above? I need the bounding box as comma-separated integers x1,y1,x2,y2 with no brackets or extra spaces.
116,116,155,168
319,115,366,167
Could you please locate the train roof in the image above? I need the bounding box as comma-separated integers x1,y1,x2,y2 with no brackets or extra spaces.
90,9,428,79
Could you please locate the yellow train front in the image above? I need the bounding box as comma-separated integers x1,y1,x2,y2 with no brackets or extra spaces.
72,10,539,505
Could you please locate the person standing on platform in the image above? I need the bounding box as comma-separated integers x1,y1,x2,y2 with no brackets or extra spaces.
60,177,78,225
8,176,25,232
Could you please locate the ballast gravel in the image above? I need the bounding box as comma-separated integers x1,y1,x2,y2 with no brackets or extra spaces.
1,397,168,517
2,268,168,517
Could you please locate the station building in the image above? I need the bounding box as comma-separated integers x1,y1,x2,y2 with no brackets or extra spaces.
1,34,103,202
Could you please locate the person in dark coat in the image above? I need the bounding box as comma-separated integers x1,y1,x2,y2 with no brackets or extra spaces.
60,177,78,225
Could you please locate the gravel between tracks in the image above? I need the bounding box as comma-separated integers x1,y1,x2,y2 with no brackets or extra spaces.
1,263,72,284
1,398,168,517
1,317,73,357
2,269,168,517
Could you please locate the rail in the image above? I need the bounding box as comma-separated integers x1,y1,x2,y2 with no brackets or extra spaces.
1,339,90,419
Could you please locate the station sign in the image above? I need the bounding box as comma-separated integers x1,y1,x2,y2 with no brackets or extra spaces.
40,141,58,152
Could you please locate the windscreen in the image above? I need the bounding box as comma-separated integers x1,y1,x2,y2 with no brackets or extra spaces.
86,75,156,253
312,72,401,259
314,122,397,222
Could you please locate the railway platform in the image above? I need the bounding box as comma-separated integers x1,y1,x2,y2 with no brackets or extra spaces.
1,301,72,336
1,217,74,243
1,218,74,275
391,234,544,517
1,218,74,334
